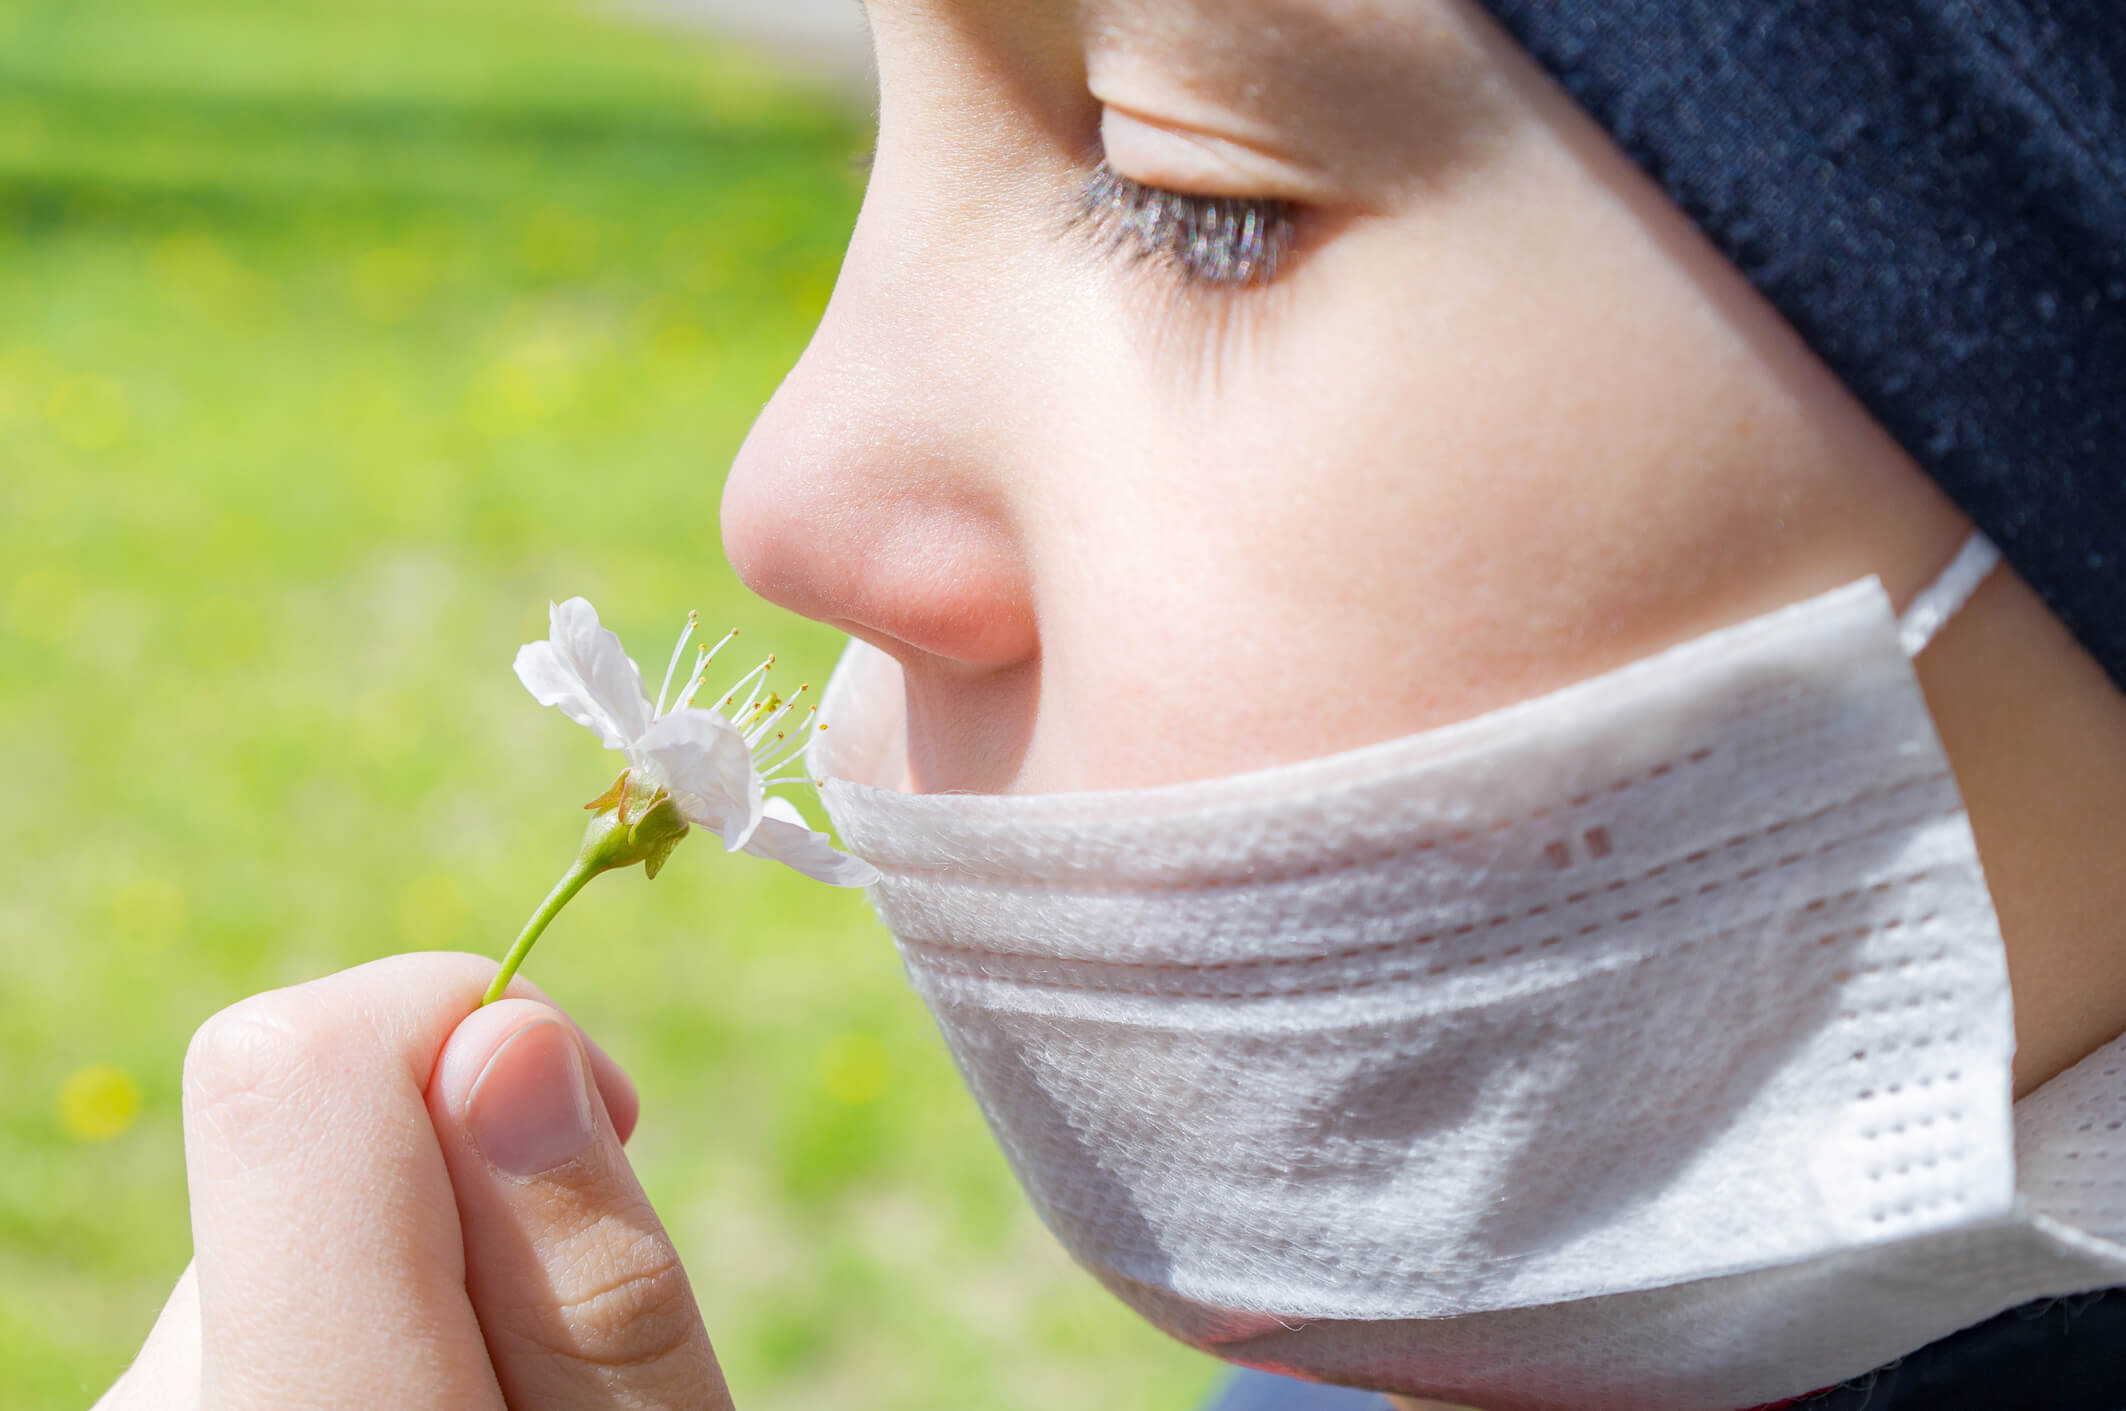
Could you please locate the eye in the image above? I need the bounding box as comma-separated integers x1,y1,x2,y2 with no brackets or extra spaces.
1077,162,1298,287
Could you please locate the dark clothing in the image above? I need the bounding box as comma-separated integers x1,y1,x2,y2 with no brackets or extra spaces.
1203,1287,2126,1410
1775,1286,2126,1410
1209,9,2126,1409
1471,0,2126,696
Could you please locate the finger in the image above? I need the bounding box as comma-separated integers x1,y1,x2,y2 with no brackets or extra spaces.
575,1026,639,1145
93,1261,201,1411
182,952,522,1409
484,971,638,1145
429,998,733,1411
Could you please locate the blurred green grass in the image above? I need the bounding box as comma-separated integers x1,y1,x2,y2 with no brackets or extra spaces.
0,0,1222,1405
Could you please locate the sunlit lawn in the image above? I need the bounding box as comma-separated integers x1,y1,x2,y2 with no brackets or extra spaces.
0,0,1222,1405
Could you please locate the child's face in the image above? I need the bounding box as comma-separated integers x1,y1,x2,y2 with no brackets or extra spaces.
720,11,2126,1404
721,0,1965,798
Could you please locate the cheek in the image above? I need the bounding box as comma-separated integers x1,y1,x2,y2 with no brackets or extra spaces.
1009,65,1963,793
720,7,1965,801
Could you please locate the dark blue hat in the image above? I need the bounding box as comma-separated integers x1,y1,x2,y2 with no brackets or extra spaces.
1475,0,2126,691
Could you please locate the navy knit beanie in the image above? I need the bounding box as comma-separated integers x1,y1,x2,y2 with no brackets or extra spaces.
1472,0,2126,693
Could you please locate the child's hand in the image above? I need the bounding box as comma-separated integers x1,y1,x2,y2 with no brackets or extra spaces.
96,953,734,1410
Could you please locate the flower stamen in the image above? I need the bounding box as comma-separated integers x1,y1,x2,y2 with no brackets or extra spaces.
654,610,700,717
743,682,810,748
718,655,776,722
675,627,740,710
756,710,819,779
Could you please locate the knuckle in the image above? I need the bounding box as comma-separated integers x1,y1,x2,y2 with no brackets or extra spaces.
522,1229,708,1376
181,993,330,1121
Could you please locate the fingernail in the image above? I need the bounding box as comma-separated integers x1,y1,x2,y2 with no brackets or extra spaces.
465,1019,598,1177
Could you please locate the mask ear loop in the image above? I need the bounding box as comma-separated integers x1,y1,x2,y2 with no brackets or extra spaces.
1898,531,2001,657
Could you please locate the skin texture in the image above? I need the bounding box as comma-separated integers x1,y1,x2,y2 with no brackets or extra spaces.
114,2,2126,1408
721,0,2126,1097
98,955,735,1411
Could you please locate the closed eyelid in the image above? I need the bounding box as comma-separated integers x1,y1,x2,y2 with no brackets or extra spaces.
1075,162,1298,286
1097,106,1337,203
1083,0,1522,205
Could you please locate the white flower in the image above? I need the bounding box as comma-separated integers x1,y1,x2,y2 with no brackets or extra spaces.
513,597,877,887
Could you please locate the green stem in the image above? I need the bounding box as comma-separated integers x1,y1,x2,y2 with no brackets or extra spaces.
483,858,601,1005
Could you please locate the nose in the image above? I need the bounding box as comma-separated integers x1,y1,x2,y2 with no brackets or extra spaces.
719,222,1039,674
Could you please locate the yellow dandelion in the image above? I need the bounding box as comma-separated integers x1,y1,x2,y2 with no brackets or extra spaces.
58,1063,141,1142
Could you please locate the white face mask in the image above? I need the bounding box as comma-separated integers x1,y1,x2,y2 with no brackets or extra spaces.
811,537,2126,1411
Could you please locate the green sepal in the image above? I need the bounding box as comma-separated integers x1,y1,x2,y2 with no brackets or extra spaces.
483,770,695,1006
583,770,629,813
630,794,690,880
570,772,690,878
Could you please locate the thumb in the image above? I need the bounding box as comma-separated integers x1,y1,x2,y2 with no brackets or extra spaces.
428,999,733,1411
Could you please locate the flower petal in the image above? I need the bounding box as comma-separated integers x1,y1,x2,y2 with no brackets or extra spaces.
515,598,654,750
741,797,881,887
635,707,764,850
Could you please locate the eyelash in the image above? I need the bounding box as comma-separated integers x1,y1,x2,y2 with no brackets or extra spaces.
1077,162,1297,287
